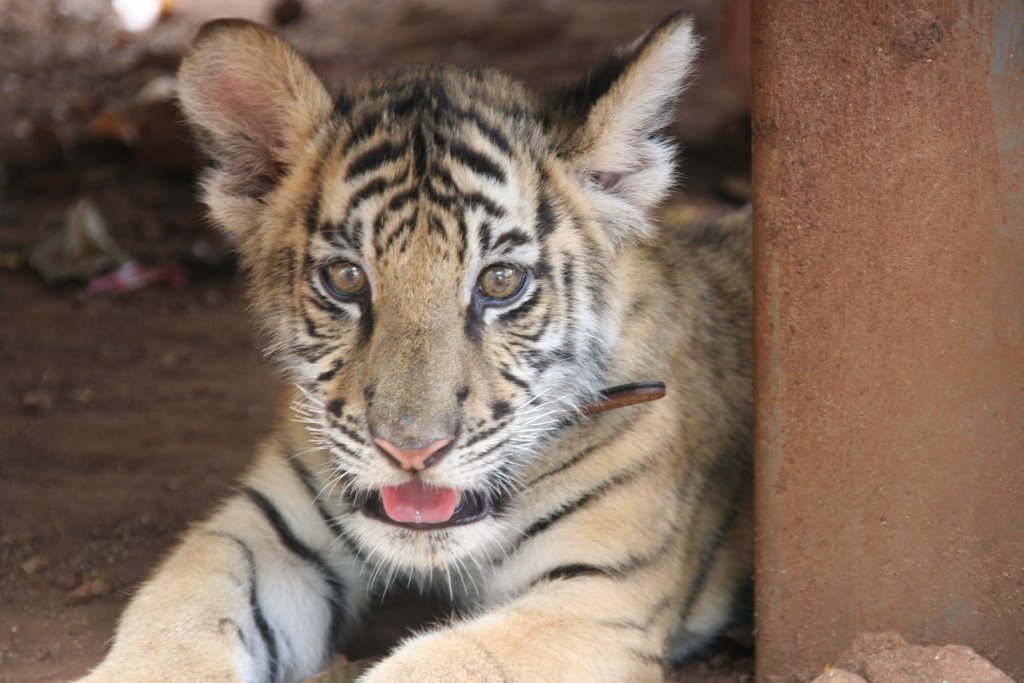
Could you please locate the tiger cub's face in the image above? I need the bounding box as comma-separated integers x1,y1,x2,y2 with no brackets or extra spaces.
178,16,698,571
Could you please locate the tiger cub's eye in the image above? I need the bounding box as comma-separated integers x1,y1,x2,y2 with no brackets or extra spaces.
321,261,367,298
478,263,527,301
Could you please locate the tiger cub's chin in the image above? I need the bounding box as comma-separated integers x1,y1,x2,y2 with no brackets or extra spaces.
78,12,751,683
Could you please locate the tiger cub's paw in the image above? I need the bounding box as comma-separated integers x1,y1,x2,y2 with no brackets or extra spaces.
360,630,507,683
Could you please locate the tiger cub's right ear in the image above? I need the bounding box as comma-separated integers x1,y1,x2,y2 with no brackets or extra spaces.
177,19,333,236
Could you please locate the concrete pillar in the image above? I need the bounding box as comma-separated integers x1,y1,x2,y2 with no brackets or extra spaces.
752,1,1023,679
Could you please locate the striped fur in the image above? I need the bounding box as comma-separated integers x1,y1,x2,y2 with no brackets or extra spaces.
79,13,752,683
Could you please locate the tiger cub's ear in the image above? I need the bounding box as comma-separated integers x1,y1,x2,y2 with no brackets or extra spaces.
177,19,333,236
550,13,700,245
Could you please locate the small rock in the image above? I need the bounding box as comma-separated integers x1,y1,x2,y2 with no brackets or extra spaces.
811,669,868,683
21,390,54,414
20,555,48,576
68,386,95,404
64,576,113,605
837,632,1013,683
135,74,176,104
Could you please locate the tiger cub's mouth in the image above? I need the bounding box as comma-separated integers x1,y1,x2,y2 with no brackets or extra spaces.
356,480,492,530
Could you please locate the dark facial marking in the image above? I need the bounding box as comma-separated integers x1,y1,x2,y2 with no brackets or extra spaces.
327,399,344,417
490,400,511,420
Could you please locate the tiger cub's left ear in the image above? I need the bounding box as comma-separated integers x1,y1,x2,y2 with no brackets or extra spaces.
177,19,334,237
551,13,700,244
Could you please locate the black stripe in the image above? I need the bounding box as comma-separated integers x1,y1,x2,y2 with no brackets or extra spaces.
292,342,331,363
491,229,531,253
344,178,389,217
495,289,542,325
506,313,551,344
333,420,369,447
287,458,370,565
387,93,419,118
560,261,575,303
535,186,556,239
428,214,447,239
513,464,650,553
305,189,322,234
462,192,507,219
243,487,347,650
306,293,350,317
630,648,666,670
358,304,374,347
384,186,419,217
333,94,352,118
328,435,360,458
531,563,613,588
499,368,530,391
457,107,513,155
412,123,429,178
383,212,418,253
529,526,674,591
478,219,493,252
462,419,511,449
344,113,382,149
424,178,456,212
448,142,506,184
678,486,746,620
304,315,327,339
528,441,600,487
323,224,362,252
207,532,278,683
346,140,405,179
430,163,459,193
463,436,509,465
317,357,345,383
244,486,332,572
456,214,468,263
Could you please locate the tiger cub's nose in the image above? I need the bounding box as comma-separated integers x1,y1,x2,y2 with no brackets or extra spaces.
372,435,455,471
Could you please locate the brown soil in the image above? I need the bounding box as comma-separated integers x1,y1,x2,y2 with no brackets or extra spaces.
0,1,751,681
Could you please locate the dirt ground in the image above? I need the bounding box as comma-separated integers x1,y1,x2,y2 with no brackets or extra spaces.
0,1,752,681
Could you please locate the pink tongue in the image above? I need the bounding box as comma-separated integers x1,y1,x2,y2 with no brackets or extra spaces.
381,480,458,524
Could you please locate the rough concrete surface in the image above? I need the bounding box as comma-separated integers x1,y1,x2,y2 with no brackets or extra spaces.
752,0,1024,678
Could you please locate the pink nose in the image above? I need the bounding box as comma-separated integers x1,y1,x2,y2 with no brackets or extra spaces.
373,436,454,471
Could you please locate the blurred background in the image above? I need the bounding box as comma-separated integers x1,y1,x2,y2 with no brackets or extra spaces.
0,1,750,680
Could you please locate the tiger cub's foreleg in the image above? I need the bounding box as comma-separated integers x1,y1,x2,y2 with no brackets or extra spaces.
78,445,366,683
361,462,696,683
363,578,671,683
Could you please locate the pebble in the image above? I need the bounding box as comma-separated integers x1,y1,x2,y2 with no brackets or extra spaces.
64,577,113,606
21,390,54,414
20,555,48,576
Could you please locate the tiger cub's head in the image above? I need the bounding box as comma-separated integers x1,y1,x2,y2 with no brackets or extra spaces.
178,15,698,571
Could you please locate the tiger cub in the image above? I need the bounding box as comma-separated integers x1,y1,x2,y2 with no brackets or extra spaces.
79,12,751,683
